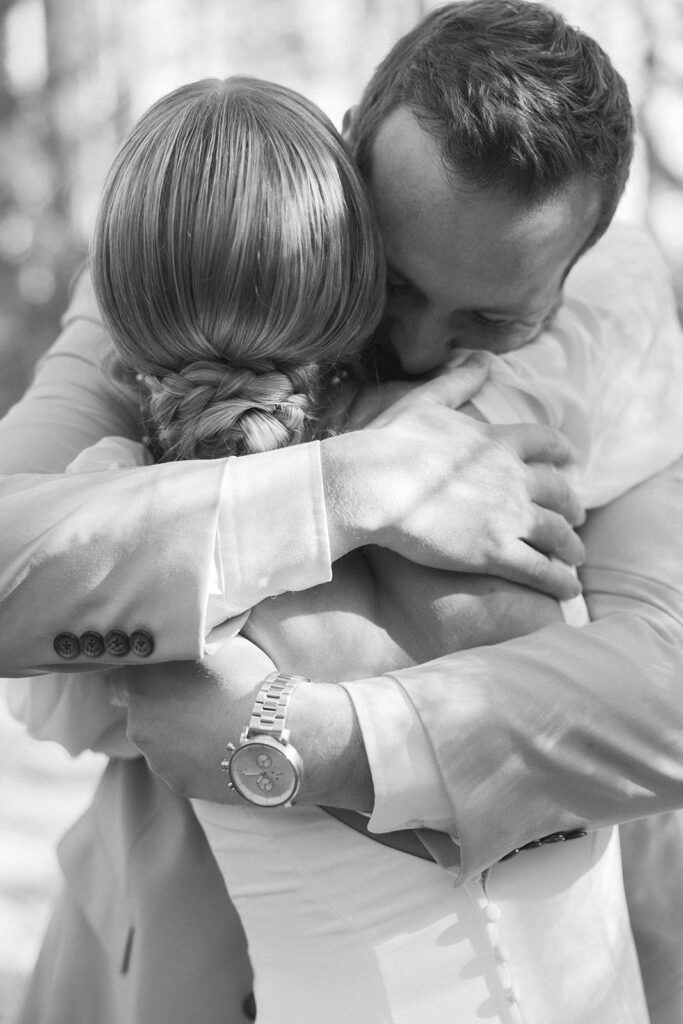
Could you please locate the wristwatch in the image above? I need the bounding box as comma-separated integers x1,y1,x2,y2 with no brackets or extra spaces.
221,671,307,807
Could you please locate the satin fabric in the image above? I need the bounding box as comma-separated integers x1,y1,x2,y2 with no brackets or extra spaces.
196,802,649,1024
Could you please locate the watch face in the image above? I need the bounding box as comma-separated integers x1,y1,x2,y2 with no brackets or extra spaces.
228,737,300,807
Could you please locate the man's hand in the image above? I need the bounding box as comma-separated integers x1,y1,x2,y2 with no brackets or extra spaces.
109,635,373,810
109,637,276,802
322,355,585,600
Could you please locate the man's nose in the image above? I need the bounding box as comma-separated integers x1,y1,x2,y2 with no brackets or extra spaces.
386,311,455,376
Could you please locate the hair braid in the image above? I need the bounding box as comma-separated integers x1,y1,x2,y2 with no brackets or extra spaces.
144,359,323,459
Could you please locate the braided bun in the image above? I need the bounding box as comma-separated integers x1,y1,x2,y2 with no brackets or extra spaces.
144,359,321,459
94,78,385,465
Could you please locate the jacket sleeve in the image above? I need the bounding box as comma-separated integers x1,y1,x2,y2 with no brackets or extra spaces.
373,454,683,881
0,277,331,678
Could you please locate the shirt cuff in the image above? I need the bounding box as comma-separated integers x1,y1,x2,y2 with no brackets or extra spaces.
340,674,455,836
215,441,332,619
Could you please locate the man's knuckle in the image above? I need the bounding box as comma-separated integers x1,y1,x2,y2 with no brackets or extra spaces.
553,514,572,540
551,434,570,462
514,500,535,534
556,478,574,510
549,473,566,499
523,550,550,583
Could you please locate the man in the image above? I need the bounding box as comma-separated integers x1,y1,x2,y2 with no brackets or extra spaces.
121,0,683,860
5,2,683,1022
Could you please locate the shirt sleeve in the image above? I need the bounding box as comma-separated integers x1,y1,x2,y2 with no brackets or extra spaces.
201,442,332,651
376,454,683,882
62,433,332,651
340,674,455,836
214,442,331,621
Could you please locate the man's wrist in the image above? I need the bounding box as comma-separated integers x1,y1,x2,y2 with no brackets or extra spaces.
286,679,374,811
222,672,306,807
320,431,389,563
342,674,455,834
217,441,333,611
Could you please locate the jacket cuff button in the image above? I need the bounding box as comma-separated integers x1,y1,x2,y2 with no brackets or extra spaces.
54,632,80,660
79,630,105,658
130,629,155,657
105,629,131,657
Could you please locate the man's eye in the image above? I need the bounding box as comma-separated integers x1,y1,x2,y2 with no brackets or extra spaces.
470,312,516,328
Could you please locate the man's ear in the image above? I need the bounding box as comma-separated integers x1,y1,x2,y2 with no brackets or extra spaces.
341,105,357,143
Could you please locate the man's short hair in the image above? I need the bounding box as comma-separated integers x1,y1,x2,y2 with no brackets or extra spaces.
350,0,634,252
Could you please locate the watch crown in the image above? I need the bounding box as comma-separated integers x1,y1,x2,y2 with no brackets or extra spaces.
221,743,236,776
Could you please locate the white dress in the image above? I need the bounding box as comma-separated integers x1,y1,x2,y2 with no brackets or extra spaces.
196,803,648,1024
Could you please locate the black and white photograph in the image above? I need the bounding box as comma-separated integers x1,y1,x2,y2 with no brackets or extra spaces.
1,2,683,1022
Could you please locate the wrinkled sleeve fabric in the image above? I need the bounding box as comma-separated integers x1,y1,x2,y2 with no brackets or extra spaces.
0,274,331,678
348,454,683,882
342,674,455,837
1,276,331,762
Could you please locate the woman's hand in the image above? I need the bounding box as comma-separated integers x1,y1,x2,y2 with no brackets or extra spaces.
109,636,276,802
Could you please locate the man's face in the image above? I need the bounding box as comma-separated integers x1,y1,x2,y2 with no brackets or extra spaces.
367,107,602,376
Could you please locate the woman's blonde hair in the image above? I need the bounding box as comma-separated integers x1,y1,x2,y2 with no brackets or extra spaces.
93,77,385,459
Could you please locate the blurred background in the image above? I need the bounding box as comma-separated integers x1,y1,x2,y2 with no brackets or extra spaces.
1,0,682,1018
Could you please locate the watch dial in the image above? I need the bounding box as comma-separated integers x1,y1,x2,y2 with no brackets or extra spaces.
230,742,298,807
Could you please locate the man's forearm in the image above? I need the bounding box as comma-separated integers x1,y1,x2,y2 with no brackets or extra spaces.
0,364,583,678
362,455,683,879
288,681,373,811
0,315,332,674
116,637,374,810
123,458,683,881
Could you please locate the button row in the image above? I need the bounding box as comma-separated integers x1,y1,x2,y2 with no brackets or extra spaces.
475,891,524,1021
54,628,155,660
